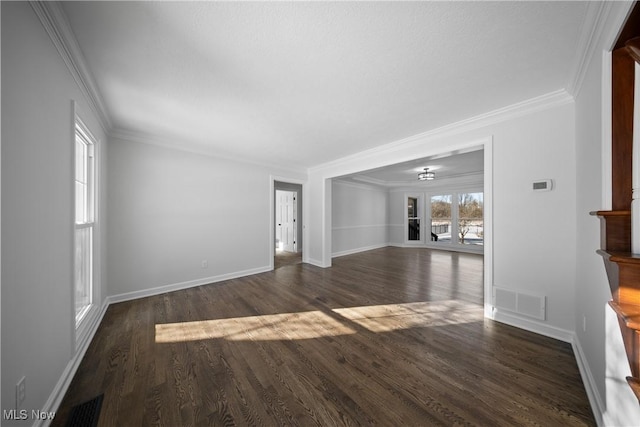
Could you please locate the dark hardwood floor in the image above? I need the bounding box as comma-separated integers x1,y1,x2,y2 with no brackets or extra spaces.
274,250,303,270
53,247,595,426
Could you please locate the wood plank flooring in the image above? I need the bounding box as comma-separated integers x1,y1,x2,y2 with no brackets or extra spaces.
52,247,595,426
274,250,303,270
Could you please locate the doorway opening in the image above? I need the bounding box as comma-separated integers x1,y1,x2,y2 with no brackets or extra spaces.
274,181,303,269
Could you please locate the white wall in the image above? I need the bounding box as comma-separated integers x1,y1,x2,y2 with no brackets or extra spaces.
107,137,304,299
309,98,577,337
388,190,405,246
331,180,388,257
1,2,107,422
573,1,640,424
307,176,331,267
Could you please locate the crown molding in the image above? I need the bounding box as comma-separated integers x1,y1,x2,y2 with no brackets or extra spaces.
341,170,484,190
309,89,573,175
566,1,610,97
29,1,112,133
110,128,308,175
333,178,389,192
350,176,388,187
567,1,638,98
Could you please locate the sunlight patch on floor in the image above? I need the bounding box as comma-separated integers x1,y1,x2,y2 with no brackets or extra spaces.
332,300,483,333
155,300,483,343
155,310,356,343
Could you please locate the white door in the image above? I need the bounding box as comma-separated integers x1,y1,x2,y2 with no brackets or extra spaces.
276,190,297,252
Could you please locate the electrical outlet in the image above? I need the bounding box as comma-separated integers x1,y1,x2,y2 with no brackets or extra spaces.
201,260,208,269
16,376,26,408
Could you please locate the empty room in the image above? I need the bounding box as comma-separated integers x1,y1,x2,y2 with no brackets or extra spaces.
3,1,640,426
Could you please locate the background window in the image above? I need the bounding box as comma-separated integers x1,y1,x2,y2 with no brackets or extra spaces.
407,197,420,241
430,195,451,242
75,119,95,324
458,192,483,245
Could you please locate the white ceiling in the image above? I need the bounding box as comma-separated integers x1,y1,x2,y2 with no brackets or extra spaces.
336,148,484,187
61,1,588,170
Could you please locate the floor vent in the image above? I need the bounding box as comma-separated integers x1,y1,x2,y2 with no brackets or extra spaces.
493,287,546,320
66,394,104,427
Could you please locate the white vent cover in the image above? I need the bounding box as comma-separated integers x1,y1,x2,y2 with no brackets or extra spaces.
493,287,546,320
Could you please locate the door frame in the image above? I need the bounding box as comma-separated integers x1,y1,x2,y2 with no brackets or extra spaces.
270,175,307,270
275,189,298,252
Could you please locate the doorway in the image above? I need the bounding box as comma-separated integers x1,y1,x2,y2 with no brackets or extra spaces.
275,190,297,253
274,181,303,269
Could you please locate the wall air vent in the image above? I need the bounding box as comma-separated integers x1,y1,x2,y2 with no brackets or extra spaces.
493,287,546,320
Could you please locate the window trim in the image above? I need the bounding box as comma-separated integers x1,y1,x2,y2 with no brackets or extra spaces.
404,193,425,244
403,187,484,254
426,189,484,252
74,114,98,329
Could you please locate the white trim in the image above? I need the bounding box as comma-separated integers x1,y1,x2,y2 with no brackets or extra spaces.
567,1,611,98
332,224,387,231
306,257,328,268
73,110,100,348
323,178,333,267
483,139,494,318
108,265,272,304
332,243,389,259
70,101,77,358
571,333,605,427
270,175,308,267
113,128,307,175
492,310,574,344
309,90,572,175
427,242,484,255
333,179,388,192
404,192,425,245
389,242,483,255
29,1,111,133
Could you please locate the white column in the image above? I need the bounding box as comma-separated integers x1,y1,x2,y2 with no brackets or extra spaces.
632,62,640,253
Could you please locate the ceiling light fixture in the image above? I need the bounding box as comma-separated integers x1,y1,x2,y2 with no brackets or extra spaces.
418,168,435,181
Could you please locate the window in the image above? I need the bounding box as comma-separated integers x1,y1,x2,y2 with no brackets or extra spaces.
430,195,452,242
458,192,483,245
74,118,96,325
407,197,420,241
426,191,483,247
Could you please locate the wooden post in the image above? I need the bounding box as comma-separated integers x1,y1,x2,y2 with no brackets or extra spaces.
629,39,640,253
633,61,640,253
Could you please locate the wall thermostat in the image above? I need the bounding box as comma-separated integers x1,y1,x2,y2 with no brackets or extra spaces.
532,179,553,191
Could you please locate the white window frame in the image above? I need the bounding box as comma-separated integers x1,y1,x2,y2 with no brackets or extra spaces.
74,115,97,328
404,193,425,244
425,189,484,252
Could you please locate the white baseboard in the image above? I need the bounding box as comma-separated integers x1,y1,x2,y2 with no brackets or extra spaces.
306,257,330,268
492,310,574,343
108,265,272,304
332,243,389,258
570,333,605,426
35,300,110,427
390,242,483,255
